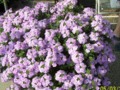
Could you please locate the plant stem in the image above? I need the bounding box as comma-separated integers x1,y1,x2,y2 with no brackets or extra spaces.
3,0,7,11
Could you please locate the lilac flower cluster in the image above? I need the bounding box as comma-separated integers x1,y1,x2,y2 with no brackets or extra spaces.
0,0,116,90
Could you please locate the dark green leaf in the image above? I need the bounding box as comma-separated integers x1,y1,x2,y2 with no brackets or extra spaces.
8,73,14,78
0,28,3,34
86,69,91,74
15,50,26,57
35,46,40,51
36,55,45,62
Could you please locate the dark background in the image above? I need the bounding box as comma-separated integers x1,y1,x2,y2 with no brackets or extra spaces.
0,0,95,15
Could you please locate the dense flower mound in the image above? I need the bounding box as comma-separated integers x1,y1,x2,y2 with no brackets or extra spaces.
0,0,116,90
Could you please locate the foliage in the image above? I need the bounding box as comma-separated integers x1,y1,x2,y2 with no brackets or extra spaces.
0,0,115,90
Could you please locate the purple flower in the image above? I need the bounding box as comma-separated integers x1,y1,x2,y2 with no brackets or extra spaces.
35,2,49,13
10,31,23,40
75,63,86,73
72,26,82,34
71,52,84,64
78,33,88,44
102,77,111,86
71,75,83,86
0,45,7,55
55,70,67,83
38,61,50,73
97,66,107,76
14,76,30,88
0,32,8,43
0,1,116,89
83,7,95,16
6,84,21,90
14,41,28,50
89,32,99,41
41,74,53,87
26,49,38,59
85,43,94,53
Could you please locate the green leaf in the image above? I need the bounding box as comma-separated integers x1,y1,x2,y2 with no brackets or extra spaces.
57,33,61,39
75,30,79,36
26,70,29,75
92,81,95,85
73,5,84,13
54,33,61,42
15,50,26,57
86,69,91,74
8,73,14,78
82,45,86,51
75,19,82,26
36,55,45,62
35,46,40,51
0,28,3,34
84,51,88,57
50,61,53,65
63,43,68,51
1,42,7,45
82,85,87,89
23,89,28,90
46,13,51,18
70,33,75,38
38,73,44,77
92,81,96,89
68,62,74,67
90,50,94,53
52,86,56,89
37,12,51,20
69,88,73,90
54,36,59,42
89,56,94,62
39,29,45,39
57,16,64,20
60,74,64,77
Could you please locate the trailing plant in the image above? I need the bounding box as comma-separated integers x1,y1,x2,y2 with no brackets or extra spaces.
0,0,115,90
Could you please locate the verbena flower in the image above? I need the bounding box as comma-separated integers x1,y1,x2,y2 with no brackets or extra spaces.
0,0,116,90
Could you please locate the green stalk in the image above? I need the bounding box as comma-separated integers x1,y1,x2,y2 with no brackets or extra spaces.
3,0,7,11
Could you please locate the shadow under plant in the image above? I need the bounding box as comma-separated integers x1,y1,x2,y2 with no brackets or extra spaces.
107,42,120,86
